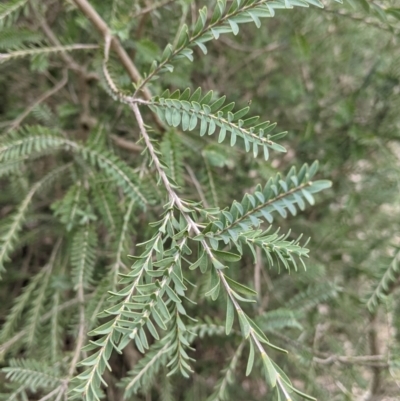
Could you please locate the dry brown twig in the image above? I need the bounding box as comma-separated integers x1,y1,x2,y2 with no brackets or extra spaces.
111,134,143,152
130,0,176,19
5,70,69,134
72,0,166,131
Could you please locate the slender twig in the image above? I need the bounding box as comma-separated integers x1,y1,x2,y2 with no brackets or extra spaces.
72,0,165,131
335,380,353,397
6,70,68,134
220,37,281,53
54,382,68,401
255,248,262,310
132,102,293,395
272,329,388,367
203,155,219,207
0,297,89,356
313,354,387,367
131,103,186,209
111,134,143,152
368,312,381,396
185,164,209,208
0,44,98,64
68,277,86,377
131,0,175,19
71,0,145,97
223,41,283,82
172,2,189,49
323,8,399,35
34,5,97,79
36,386,64,401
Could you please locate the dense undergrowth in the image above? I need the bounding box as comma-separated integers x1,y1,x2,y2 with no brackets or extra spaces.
1,1,400,400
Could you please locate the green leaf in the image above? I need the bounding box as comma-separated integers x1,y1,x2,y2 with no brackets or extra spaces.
304,0,324,8
262,353,277,387
210,95,226,112
225,297,234,335
213,250,241,262
387,8,400,20
212,257,226,270
176,24,189,49
238,311,250,338
201,90,213,105
353,0,370,12
161,44,173,62
233,107,250,121
291,386,317,400
268,142,287,153
89,320,114,335
190,87,202,102
166,286,181,303
228,19,239,35
199,251,209,273
308,180,332,193
224,275,257,296
246,340,255,376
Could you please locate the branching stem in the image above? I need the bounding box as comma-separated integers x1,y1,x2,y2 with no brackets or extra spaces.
6,70,68,134
132,101,291,395
72,0,165,130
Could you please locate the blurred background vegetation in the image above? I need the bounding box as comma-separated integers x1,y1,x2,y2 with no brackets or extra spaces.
1,0,400,400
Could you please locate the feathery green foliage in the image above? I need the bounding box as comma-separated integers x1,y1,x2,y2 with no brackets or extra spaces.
3,358,61,391
150,87,287,160
1,0,400,400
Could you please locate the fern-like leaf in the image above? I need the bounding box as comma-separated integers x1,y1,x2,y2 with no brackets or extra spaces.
367,253,400,311
70,213,190,401
0,126,151,208
23,268,53,349
0,268,48,344
194,162,330,270
71,224,98,290
149,88,287,160
206,341,245,401
108,199,135,287
90,177,120,233
137,0,338,90
1,359,61,391
165,307,195,378
256,308,303,332
187,319,227,341
0,383,28,401
0,44,98,64
83,145,150,208
0,27,43,49
0,0,28,28
0,164,71,274
160,131,185,186
121,340,172,397
52,181,87,232
285,282,342,313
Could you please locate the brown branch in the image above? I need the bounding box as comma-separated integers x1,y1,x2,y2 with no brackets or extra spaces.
6,70,68,133
368,312,382,396
71,0,142,83
222,41,283,84
271,329,388,368
0,296,89,357
71,0,165,131
131,0,176,19
34,5,97,80
313,354,387,368
323,8,399,35
68,270,87,377
111,134,143,152
254,247,262,311
185,164,209,208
